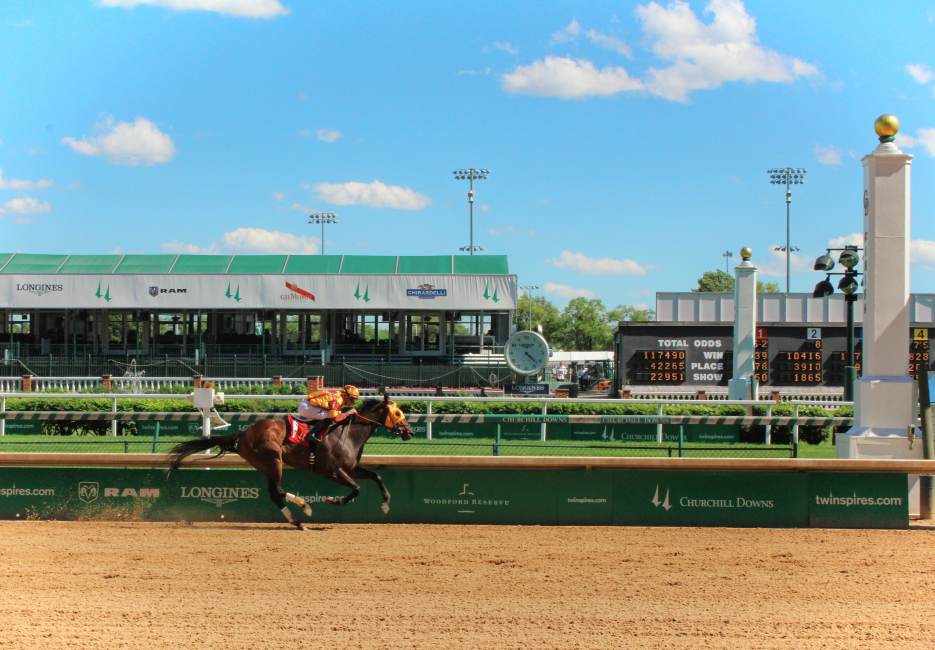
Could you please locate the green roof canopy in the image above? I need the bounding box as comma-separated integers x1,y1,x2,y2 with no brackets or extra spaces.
0,254,510,275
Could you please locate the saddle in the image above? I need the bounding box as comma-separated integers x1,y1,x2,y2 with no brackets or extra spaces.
287,415,333,445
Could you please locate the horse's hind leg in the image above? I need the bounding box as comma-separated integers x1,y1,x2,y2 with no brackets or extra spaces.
352,467,391,514
325,468,360,506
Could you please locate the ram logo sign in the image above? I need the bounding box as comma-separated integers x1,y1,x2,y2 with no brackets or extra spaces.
76,482,160,503
78,482,100,503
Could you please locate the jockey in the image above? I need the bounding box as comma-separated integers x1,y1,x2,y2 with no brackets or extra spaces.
297,384,361,439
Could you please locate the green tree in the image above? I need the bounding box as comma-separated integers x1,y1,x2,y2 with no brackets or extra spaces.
608,304,655,322
693,270,734,292
515,294,561,341
693,270,781,294
554,297,612,351
757,280,780,294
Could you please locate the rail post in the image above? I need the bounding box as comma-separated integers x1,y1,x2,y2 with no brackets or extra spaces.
540,402,547,442
151,422,160,453
0,395,5,436
426,400,433,440
494,422,501,456
765,404,772,445
110,397,118,437
678,425,684,457
792,403,800,456
656,403,664,443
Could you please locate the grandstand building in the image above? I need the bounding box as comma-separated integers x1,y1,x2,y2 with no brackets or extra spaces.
0,253,516,380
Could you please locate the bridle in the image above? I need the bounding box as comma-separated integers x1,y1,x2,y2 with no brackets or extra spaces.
352,406,409,436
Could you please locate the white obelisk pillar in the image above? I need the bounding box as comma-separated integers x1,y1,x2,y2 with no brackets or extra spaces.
728,247,757,400
838,116,922,506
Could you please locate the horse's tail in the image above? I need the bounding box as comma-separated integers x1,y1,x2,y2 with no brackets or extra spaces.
168,433,239,470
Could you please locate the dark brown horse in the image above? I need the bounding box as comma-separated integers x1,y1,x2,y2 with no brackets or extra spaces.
169,396,413,529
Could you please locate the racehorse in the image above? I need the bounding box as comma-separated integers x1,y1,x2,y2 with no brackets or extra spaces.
169,395,413,529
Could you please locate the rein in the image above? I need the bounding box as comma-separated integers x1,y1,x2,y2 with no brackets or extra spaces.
352,410,403,434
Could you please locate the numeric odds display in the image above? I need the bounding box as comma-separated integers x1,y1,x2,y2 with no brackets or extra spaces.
616,323,935,388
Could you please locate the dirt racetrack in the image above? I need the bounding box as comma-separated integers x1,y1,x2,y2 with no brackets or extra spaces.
1,521,933,649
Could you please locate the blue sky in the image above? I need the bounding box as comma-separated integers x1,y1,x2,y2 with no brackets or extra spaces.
2,0,935,310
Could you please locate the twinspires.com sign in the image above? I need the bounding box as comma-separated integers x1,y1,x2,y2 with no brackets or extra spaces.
0,467,909,529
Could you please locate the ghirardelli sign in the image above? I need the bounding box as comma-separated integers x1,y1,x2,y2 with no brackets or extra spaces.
16,283,64,297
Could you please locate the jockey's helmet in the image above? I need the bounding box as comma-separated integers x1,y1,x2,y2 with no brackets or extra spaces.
343,384,360,400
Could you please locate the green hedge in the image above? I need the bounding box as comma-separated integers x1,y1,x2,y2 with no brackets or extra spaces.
3,396,849,444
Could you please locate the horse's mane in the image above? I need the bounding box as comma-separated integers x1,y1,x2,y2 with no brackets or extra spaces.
359,398,385,412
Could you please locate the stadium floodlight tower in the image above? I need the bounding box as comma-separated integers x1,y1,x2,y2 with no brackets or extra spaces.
308,212,338,256
767,167,807,294
452,168,490,255
520,284,540,329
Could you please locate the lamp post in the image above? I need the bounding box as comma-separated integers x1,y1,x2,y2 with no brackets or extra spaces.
520,284,539,330
768,167,807,294
813,245,862,400
452,168,489,255
722,250,733,274
308,212,338,256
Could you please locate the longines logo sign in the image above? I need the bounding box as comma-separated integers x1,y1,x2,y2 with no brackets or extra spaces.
16,283,63,297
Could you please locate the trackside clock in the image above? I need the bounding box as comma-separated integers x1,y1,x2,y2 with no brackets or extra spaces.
504,330,550,375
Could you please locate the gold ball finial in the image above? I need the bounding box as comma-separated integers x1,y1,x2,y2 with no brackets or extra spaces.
874,114,899,142
740,247,752,261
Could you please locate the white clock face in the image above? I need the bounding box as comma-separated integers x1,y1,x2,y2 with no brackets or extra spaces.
505,330,550,375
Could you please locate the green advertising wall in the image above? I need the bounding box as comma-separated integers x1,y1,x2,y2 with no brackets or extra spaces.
0,466,907,528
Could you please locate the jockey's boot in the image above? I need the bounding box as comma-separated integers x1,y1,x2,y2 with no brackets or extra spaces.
307,437,319,469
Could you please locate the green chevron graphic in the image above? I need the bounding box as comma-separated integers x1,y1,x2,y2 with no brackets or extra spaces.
224,283,242,302
482,282,498,303
94,282,112,302
354,283,370,302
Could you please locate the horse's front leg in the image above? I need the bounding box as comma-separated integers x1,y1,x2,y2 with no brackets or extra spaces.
325,468,360,506
352,467,391,514
264,458,312,530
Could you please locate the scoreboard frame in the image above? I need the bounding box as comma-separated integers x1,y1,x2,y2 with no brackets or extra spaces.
614,321,931,390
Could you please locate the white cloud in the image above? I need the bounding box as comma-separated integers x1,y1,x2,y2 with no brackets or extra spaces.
636,0,819,102
907,63,934,84
457,67,493,76
551,18,582,44
62,117,176,166
162,227,319,254
97,0,287,18
543,282,597,299
502,56,642,99
0,169,53,190
912,240,935,266
485,41,518,55
547,250,647,275
272,191,285,201
815,144,842,166
757,246,810,278
0,197,51,215
289,202,315,213
828,233,862,249
310,180,431,210
309,128,342,143
510,1,817,102
898,128,935,156
586,29,632,57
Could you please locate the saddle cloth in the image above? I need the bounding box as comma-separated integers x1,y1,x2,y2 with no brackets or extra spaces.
287,415,313,445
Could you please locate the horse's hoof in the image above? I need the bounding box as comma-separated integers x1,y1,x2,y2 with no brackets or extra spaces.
380,502,390,515
293,521,305,531
325,496,338,505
